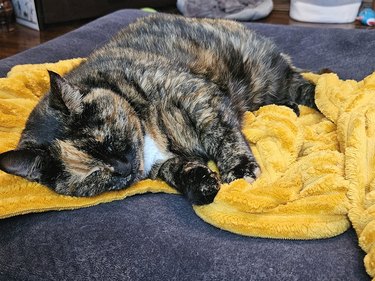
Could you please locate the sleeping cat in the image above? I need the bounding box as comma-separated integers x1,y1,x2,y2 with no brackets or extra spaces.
0,14,316,205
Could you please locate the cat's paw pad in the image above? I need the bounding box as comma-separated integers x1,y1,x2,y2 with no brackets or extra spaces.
182,165,220,205
222,157,260,184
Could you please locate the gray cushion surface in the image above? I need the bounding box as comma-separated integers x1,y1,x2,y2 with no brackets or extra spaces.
0,9,373,280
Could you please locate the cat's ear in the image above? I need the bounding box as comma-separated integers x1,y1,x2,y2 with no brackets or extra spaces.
0,149,44,181
48,70,83,114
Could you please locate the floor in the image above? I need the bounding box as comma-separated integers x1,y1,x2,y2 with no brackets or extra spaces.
0,9,373,60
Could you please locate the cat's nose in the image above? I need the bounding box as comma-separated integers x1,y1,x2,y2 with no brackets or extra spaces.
111,159,132,177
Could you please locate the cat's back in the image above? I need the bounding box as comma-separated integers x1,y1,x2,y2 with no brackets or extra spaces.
83,14,279,99
92,14,276,72
108,14,251,52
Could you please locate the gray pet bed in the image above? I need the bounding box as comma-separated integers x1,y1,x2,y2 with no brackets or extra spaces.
0,9,374,280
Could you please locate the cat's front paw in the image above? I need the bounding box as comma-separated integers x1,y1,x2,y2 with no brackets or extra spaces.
221,156,260,184
181,164,220,205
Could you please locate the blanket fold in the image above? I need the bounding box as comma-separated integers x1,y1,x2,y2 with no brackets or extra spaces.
0,59,374,277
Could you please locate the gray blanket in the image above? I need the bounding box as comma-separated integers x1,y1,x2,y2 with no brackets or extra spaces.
177,0,273,20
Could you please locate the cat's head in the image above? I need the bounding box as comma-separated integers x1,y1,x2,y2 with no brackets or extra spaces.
0,71,144,196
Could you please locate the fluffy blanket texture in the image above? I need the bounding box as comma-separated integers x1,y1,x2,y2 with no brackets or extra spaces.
0,59,374,277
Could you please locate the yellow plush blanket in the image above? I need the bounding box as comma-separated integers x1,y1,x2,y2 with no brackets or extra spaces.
1,59,375,277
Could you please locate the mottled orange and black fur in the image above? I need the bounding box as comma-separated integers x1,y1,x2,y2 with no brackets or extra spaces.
0,14,316,204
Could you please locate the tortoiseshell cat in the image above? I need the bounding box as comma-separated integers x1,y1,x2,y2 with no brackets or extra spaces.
0,14,316,205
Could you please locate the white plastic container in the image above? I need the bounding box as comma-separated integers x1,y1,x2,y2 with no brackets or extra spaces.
290,0,363,23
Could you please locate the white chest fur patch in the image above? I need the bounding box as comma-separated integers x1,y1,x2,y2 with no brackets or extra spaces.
143,134,169,176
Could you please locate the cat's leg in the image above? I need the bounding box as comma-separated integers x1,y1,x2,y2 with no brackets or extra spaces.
160,81,260,193
199,119,260,184
151,157,220,205
174,87,260,185
174,95,259,183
